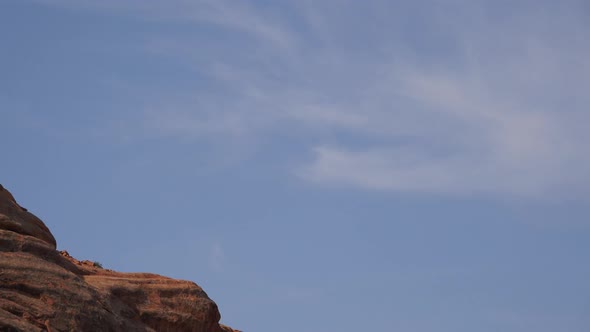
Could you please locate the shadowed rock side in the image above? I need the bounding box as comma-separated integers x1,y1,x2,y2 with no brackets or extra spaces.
0,185,239,332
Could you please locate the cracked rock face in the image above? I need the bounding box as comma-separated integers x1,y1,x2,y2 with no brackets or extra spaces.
0,185,239,332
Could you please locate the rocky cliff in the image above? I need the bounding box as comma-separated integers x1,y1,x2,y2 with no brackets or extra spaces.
0,184,239,332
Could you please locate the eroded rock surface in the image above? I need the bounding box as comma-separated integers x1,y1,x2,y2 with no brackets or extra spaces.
0,185,239,332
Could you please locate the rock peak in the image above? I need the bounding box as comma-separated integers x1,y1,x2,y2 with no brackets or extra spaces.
0,185,56,248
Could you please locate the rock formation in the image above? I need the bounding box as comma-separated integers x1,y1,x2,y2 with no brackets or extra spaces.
0,184,239,332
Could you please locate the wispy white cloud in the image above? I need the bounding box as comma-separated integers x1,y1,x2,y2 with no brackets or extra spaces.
31,0,590,197
29,0,296,49
297,62,589,196
209,241,226,272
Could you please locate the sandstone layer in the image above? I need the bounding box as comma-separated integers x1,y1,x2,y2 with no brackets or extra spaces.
0,184,238,332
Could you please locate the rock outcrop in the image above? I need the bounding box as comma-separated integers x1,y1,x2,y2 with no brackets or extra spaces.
0,184,239,332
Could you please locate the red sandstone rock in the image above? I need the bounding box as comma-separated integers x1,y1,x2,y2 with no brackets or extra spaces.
0,184,56,248
0,185,239,332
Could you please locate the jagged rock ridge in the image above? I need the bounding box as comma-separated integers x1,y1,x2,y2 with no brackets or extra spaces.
0,184,239,332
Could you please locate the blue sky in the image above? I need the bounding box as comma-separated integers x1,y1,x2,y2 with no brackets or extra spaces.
1,1,589,331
